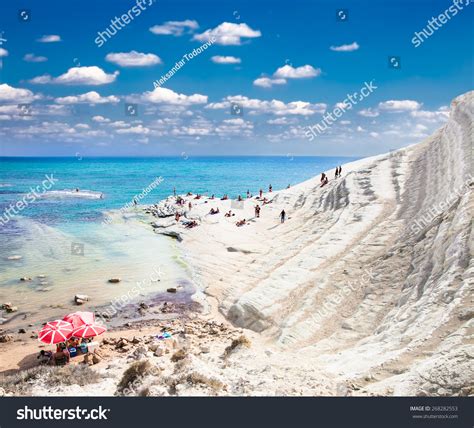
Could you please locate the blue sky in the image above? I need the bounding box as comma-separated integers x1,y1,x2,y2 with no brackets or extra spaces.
0,0,472,156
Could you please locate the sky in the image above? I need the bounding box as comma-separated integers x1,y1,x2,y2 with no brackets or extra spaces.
0,0,472,157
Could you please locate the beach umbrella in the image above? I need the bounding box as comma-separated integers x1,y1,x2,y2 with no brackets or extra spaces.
38,320,74,345
63,311,95,329
72,322,106,339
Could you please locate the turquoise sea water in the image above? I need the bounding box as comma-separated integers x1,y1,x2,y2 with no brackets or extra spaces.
0,156,356,327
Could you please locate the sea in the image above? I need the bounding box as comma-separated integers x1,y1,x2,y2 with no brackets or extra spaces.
0,156,357,328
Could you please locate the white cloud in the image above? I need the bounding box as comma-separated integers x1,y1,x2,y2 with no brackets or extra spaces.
206,95,326,116
267,117,297,125
357,126,365,132
211,55,241,64
116,125,150,135
92,115,111,123
149,20,199,36
0,48,8,58
358,108,379,117
29,66,119,85
273,64,321,79
340,120,351,125
410,107,449,121
378,100,422,111
142,87,207,105
37,35,61,43
369,132,379,138
330,42,359,52
55,91,119,105
193,22,261,46
75,123,90,129
105,51,162,67
109,121,128,128
253,77,287,88
23,53,48,62
0,84,42,103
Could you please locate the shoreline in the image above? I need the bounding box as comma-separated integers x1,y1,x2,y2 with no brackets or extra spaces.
0,92,472,396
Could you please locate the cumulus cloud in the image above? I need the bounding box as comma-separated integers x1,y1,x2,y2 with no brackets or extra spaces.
37,35,61,43
193,22,261,46
116,125,150,135
105,51,162,67
150,20,199,36
267,117,297,125
410,107,449,121
55,91,119,104
330,42,359,52
358,108,379,117
142,87,207,105
0,48,8,57
29,66,119,85
378,100,422,111
253,77,287,88
211,55,241,64
23,53,48,62
92,115,111,123
206,95,326,116
273,64,321,79
0,84,42,103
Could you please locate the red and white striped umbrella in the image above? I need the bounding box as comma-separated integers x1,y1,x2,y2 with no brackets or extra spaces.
72,322,106,338
63,311,95,329
38,320,74,345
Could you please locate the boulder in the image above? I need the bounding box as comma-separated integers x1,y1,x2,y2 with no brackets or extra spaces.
167,288,177,293
2,303,18,313
74,294,89,305
20,277,32,281
18,328,26,334
0,334,14,343
458,308,474,321
108,278,121,283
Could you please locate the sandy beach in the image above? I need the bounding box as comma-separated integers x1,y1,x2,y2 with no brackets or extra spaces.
0,91,472,397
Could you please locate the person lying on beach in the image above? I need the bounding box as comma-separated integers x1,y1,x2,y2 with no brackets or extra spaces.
321,173,326,183
194,194,201,200
186,192,193,196
210,194,215,199
184,220,198,228
37,350,53,365
238,195,243,201
225,210,235,217
262,198,273,205
236,219,247,227
209,207,220,215
220,194,229,200
175,212,181,222
320,177,329,187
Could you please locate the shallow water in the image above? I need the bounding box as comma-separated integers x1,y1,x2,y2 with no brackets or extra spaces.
0,156,356,328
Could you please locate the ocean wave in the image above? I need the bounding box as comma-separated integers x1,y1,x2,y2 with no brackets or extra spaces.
40,189,104,200
0,183,12,188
